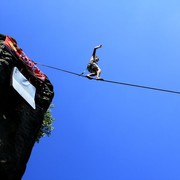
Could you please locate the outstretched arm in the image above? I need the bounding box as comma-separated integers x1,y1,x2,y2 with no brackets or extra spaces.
92,45,102,58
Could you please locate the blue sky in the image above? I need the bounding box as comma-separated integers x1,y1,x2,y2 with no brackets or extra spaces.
1,1,180,180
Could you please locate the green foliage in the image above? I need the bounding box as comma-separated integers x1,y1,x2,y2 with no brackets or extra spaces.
36,104,55,143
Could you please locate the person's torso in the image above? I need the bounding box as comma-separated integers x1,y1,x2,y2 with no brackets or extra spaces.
88,56,98,65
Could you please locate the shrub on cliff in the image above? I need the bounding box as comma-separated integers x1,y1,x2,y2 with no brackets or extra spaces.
36,104,55,142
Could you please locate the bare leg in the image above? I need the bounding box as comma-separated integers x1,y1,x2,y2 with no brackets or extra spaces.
86,72,97,79
88,72,96,77
96,68,101,79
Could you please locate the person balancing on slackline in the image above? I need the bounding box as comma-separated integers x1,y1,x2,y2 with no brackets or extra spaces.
86,45,103,80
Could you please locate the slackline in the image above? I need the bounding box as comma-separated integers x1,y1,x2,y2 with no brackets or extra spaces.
36,63,180,95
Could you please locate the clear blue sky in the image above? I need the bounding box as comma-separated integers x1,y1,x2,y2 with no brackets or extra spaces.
1,1,180,180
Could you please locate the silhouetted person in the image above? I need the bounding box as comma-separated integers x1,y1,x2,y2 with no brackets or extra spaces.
86,45,103,80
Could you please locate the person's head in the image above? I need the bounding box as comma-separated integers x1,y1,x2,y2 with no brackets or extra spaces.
95,56,99,62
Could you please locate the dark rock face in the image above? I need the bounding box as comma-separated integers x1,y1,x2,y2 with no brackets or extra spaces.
0,45,54,179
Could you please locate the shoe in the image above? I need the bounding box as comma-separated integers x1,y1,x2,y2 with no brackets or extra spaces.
86,75,93,79
96,77,104,80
